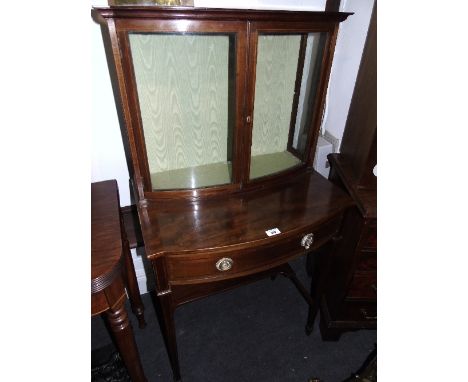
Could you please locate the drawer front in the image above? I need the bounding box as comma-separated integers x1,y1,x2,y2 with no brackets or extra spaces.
356,249,376,272
347,273,376,300
321,297,377,329
361,222,377,251
166,215,342,284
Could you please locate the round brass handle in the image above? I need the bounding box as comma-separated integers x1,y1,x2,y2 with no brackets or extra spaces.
215,257,233,272
301,233,314,250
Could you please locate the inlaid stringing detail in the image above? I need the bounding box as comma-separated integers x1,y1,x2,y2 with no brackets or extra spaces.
129,33,232,187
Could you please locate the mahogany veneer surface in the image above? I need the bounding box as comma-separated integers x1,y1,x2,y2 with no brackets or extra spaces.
91,180,148,382
138,171,353,259
122,205,144,249
94,7,352,23
91,180,123,285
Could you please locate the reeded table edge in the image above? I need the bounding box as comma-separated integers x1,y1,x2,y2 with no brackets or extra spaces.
91,257,123,294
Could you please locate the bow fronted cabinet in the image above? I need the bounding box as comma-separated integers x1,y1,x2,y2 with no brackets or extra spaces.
92,6,355,380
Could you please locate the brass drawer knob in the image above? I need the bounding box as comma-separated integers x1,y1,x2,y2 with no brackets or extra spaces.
301,233,314,249
216,257,233,272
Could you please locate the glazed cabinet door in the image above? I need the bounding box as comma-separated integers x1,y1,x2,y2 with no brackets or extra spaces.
245,22,336,182
114,19,248,194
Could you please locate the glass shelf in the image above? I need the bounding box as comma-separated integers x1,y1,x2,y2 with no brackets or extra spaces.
250,151,301,180
150,162,232,190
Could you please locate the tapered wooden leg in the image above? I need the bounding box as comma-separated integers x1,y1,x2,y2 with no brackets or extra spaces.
306,241,335,335
319,317,342,341
105,298,147,382
158,293,182,382
306,252,321,335
122,232,146,329
279,265,315,307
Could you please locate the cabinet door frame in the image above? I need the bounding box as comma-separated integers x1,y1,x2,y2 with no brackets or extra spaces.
113,18,248,200
243,21,339,188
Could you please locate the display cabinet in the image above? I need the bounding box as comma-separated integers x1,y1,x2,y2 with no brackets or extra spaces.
93,6,352,380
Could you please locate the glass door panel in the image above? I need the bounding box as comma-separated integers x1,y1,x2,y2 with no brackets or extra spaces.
250,32,326,180
129,33,236,190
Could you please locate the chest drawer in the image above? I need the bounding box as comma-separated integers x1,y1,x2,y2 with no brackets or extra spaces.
166,215,342,285
356,249,376,272
361,221,377,251
347,273,377,300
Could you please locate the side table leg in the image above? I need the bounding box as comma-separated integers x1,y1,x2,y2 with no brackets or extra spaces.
122,235,147,329
306,252,321,335
319,317,342,341
279,265,315,307
306,240,337,335
105,298,147,382
306,260,320,335
158,293,182,382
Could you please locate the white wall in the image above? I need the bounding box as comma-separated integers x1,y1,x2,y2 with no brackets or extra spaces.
91,0,374,294
322,0,374,147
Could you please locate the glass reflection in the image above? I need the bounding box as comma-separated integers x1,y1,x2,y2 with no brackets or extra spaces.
129,32,236,190
250,32,325,179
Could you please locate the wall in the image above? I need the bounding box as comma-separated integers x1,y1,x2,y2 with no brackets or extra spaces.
91,0,374,293
322,0,374,146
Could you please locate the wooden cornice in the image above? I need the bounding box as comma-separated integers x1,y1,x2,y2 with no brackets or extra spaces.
92,6,352,23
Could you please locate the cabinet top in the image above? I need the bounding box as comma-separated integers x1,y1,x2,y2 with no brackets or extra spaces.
92,6,352,23
91,180,123,291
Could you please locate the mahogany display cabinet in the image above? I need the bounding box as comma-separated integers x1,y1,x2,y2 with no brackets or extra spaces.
92,6,353,380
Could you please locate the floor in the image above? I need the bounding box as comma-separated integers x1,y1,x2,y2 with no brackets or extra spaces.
92,257,376,382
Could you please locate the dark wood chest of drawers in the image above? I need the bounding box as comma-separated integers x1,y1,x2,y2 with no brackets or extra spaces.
307,154,376,340
307,3,376,340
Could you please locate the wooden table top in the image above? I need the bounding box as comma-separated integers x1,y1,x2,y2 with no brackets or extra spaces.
91,180,123,292
138,170,354,260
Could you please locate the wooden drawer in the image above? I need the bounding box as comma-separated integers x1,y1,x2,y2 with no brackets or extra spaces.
356,249,376,272
361,222,377,251
347,273,376,300
320,298,376,330
166,215,342,284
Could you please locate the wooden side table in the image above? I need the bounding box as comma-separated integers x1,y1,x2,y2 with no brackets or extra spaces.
91,180,147,382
